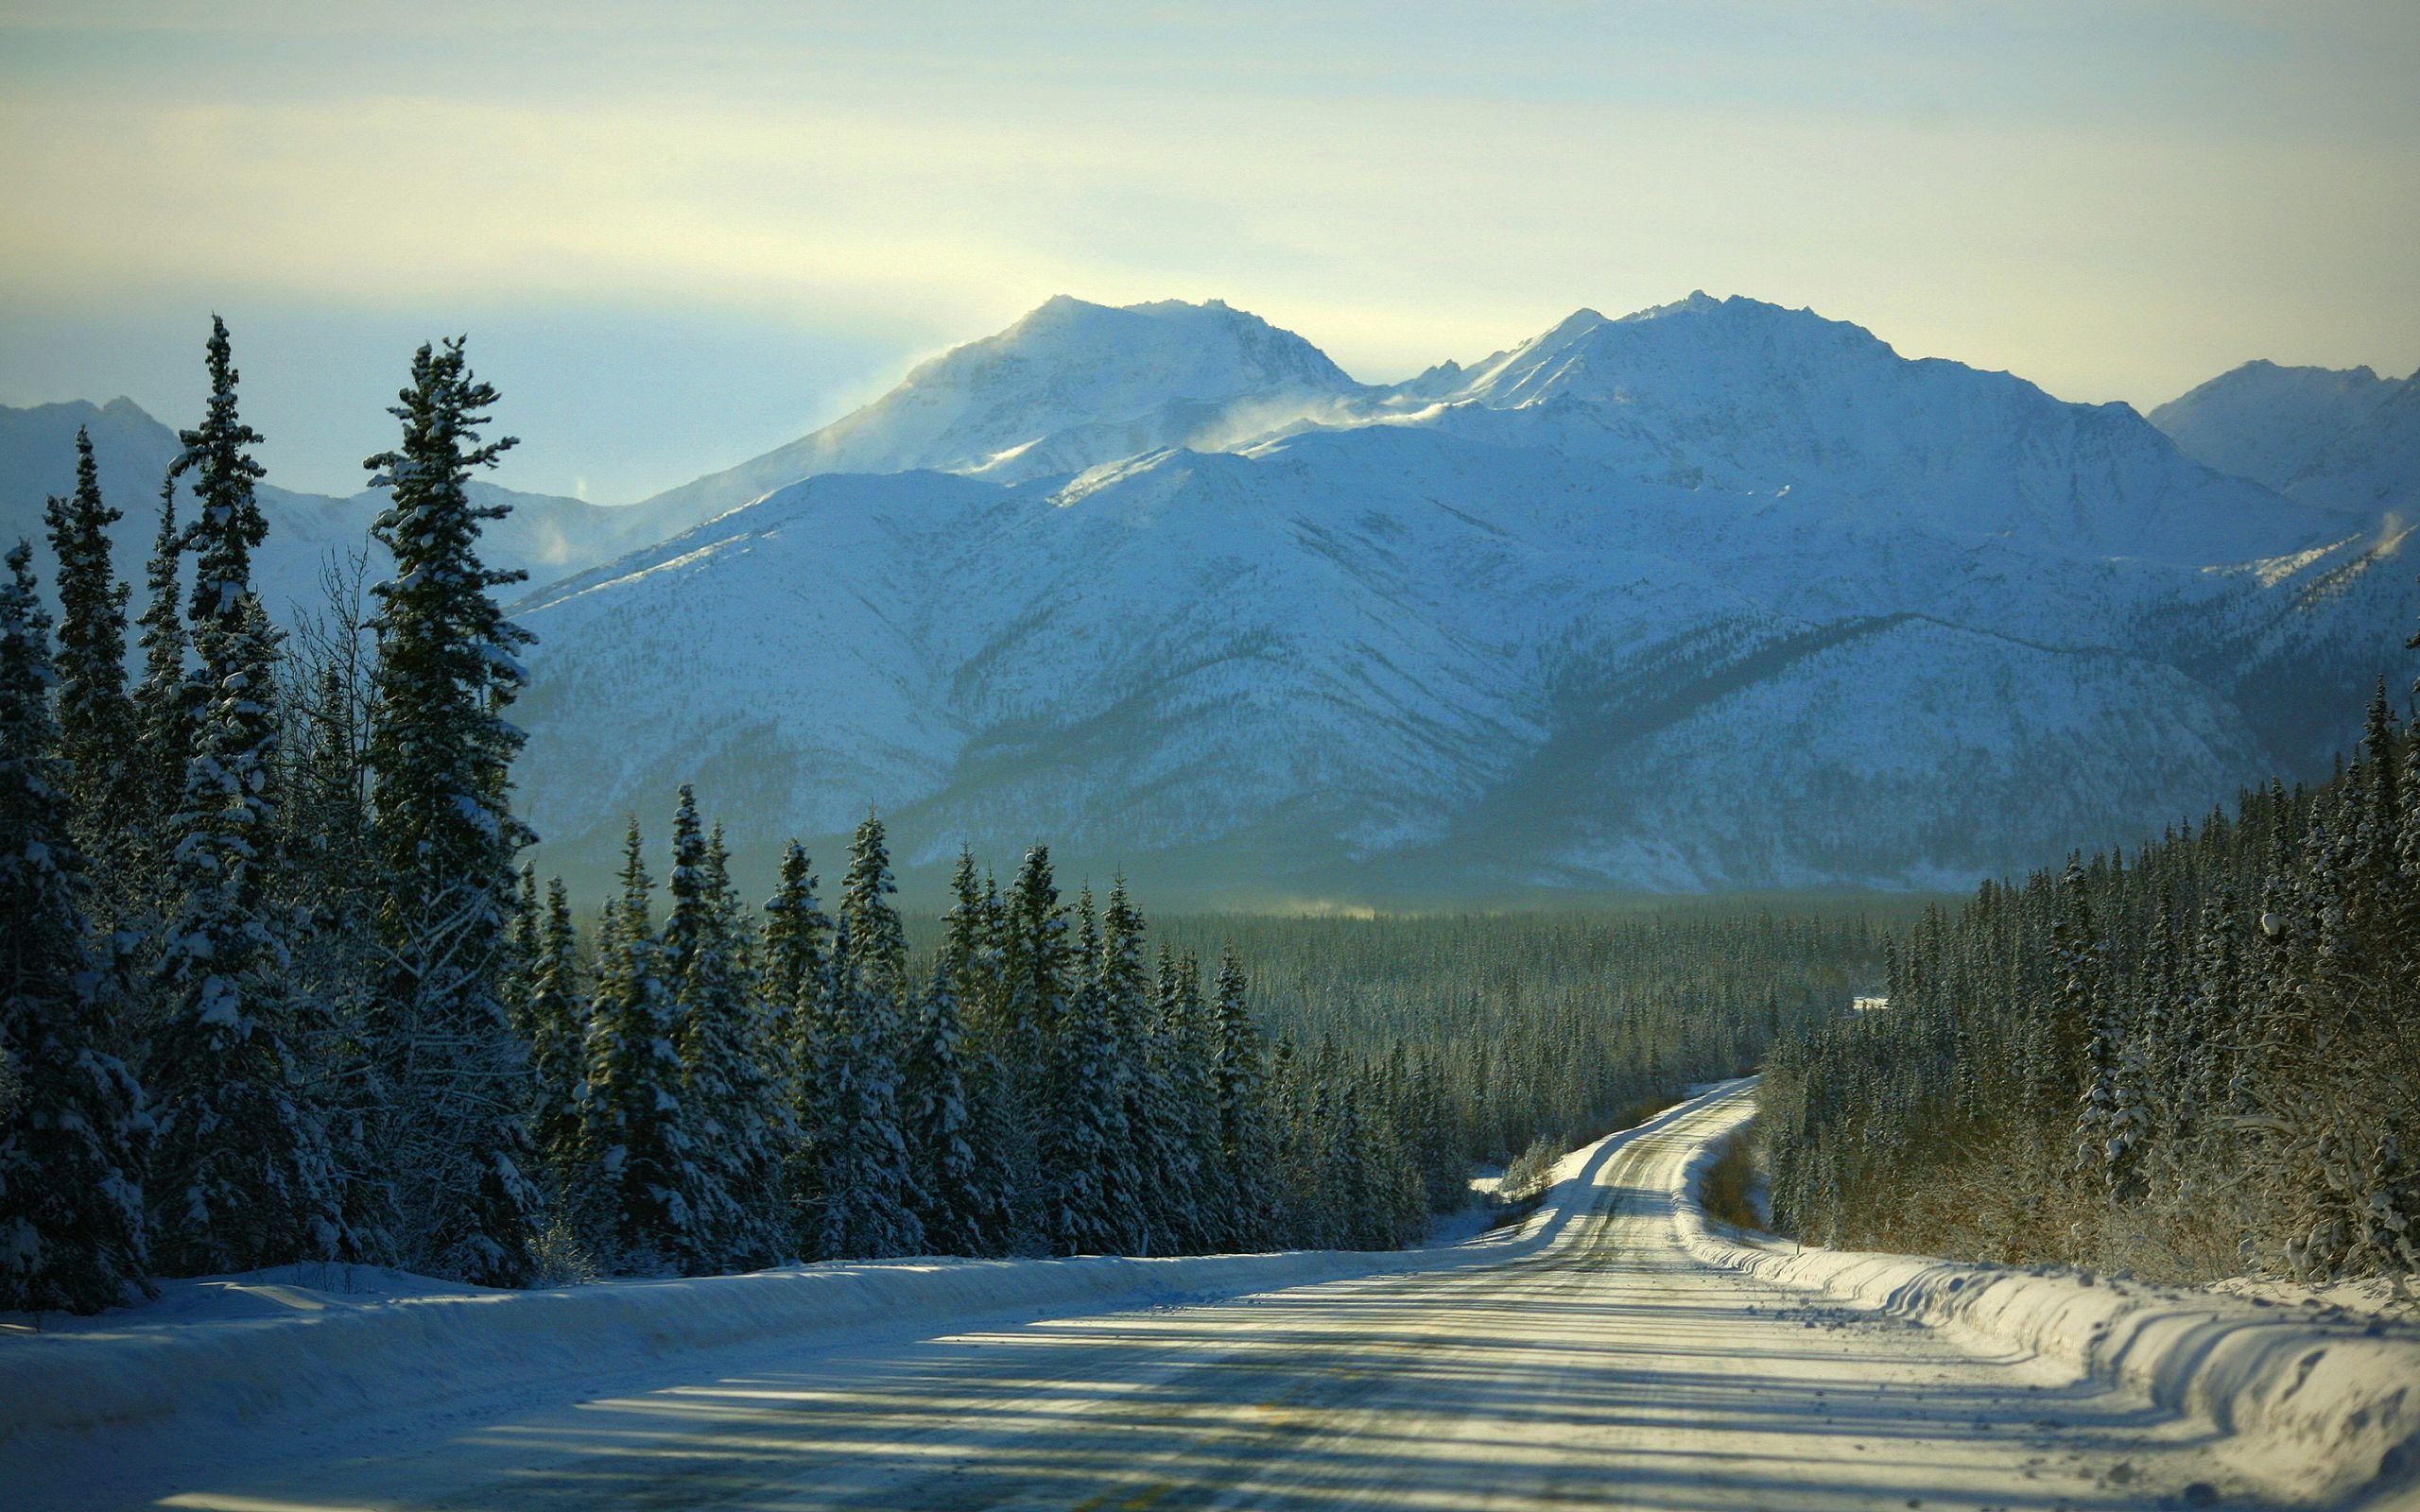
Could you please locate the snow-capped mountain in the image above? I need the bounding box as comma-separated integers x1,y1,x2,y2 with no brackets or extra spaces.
15,294,2405,901
2151,359,2417,525
631,296,1368,533
1388,294,2340,565
506,295,2405,902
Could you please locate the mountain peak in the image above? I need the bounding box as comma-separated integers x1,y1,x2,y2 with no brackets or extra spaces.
1436,291,1885,413
631,295,1362,522
2150,358,2409,494
1626,289,1727,320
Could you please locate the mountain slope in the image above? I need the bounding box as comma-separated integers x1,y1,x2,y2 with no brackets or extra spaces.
2149,360,2406,490
510,380,2372,901
2287,380,2420,525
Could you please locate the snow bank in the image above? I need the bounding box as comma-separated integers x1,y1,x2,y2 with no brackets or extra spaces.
1676,1090,2420,1509
0,1096,1670,1466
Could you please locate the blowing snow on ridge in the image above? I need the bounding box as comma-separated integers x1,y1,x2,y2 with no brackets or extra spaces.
476,293,2411,900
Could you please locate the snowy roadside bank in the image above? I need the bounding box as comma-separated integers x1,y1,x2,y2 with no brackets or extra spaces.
0,1092,1679,1473
1675,1080,2420,1509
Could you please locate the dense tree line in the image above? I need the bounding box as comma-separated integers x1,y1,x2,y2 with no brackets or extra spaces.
1763,679,2420,1288
1149,909,1886,1208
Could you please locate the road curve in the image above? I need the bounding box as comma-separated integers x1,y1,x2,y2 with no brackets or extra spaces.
140,1082,2268,1511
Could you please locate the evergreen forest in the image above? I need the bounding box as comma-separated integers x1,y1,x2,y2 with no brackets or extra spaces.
0,322,1883,1314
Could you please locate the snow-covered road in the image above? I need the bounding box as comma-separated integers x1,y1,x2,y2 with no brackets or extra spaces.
66,1080,2287,1511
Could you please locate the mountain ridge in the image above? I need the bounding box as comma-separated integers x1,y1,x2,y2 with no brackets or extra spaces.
497,293,2404,900
9,294,2410,903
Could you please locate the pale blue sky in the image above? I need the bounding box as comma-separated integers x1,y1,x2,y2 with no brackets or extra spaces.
4,1,2414,502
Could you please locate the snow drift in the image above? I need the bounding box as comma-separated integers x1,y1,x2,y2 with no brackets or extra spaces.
1678,1084,2420,1508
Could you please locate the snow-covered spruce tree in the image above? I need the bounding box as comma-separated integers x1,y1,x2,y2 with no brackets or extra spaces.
760,841,830,1256
903,956,986,1256
1269,1036,1321,1248
835,816,924,1256
2171,879,2243,1202
838,814,909,1006
659,789,714,981
0,541,150,1313
42,428,137,856
361,336,541,1285
579,819,693,1271
148,319,340,1277
513,872,597,1284
935,849,1016,1255
2102,887,2177,1208
655,787,723,1268
993,846,1069,1248
130,475,198,862
1095,880,1153,1252
1042,890,1125,1256
817,915,923,1259
1210,947,1272,1250
1151,944,1216,1253
672,807,787,1273
524,877,587,1191
2062,856,2133,1210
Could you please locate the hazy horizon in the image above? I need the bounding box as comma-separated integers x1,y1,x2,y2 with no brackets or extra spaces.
5,1,2416,502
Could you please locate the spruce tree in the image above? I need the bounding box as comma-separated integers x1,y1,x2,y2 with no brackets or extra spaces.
361,336,540,1285
130,475,196,856
525,878,586,1193
760,842,830,1255
42,428,137,848
939,849,1016,1254
673,804,786,1272
580,819,692,1271
1150,944,1215,1253
994,846,1067,1246
1043,889,1125,1256
1211,947,1272,1250
761,842,830,1023
0,542,150,1312
1099,879,1163,1252
2058,858,2124,1199
178,318,269,635
661,787,715,987
904,957,987,1255
148,321,337,1277
822,816,922,1258
818,917,923,1259
838,814,908,1005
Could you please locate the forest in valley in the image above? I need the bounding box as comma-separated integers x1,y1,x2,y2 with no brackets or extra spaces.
0,321,1882,1315
1763,682,2420,1288
1150,909,1883,1178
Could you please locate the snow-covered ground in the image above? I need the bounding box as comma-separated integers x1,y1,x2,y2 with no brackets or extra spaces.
8,1082,2417,1510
